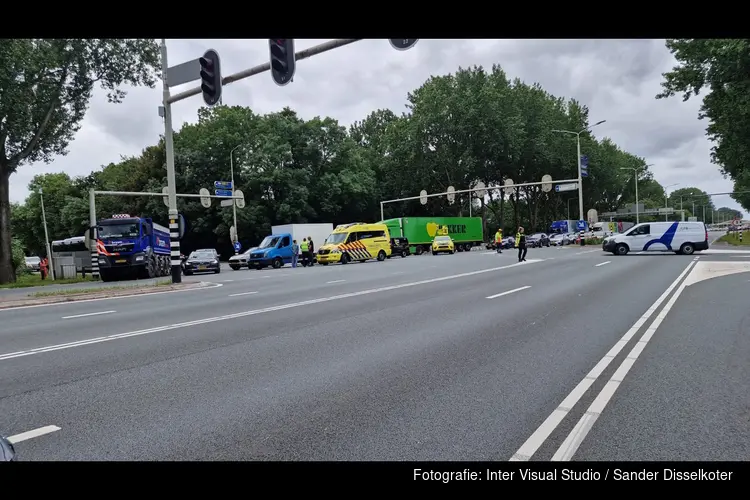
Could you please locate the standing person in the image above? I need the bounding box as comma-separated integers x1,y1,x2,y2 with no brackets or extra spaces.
515,227,528,262
291,240,299,268
300,237,309,267
307,236,315,266
494,228,503,254
40,257,48,280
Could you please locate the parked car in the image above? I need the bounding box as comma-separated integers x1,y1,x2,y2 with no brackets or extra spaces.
228,248,257,270
24,256,41,272
389,237,410,258
549,233,567,246
183,249,221,275
526,233,550,248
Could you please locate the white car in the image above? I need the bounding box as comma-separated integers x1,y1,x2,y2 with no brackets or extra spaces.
228,247,257,270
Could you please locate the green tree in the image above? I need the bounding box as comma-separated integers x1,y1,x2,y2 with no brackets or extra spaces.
656,39,750,212
0,38,160,283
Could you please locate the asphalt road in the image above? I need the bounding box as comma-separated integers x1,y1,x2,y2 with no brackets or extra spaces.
2,241,749,461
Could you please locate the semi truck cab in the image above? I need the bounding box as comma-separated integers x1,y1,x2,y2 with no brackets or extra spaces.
96,214,171,281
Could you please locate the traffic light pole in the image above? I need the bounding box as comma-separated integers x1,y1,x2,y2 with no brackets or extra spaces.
167,39,362,105
160,38,364,284
160,38,183,284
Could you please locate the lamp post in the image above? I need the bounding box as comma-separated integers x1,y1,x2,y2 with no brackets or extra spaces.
552,119,607,224
663,183,679,221
620,164,649,225
38,187,54,280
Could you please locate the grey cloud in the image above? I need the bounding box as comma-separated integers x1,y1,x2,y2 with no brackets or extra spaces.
7,38,743,214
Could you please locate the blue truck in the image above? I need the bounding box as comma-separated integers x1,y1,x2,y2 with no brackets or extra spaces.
95,213,172,282
247,223,333,269
549,219,588,234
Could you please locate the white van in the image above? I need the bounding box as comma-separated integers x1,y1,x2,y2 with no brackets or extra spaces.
602,221,709,256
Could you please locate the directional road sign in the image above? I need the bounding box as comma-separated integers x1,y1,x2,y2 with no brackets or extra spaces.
555,183,578,192
234,241,242,253
215,189,233,197
577,220,587,231
580,155,589,178
214,181,233,190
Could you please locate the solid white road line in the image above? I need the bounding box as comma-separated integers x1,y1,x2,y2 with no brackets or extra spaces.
326,280,346,284
508,259,697,462
222,279,235,282
0,259,545,362
595,261,611,267
575,249,600,255
486,286,531,300
0,282,224,313
551,260,703,461
8,425,61,444
228,291,258,297
62,310,116,320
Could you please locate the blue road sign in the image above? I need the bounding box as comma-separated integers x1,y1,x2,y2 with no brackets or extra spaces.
215,189,233,197
214,181,233,190
234,241,242,252
577,220,586,231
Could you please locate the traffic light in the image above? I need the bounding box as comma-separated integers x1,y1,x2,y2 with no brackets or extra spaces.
269,39,296,86
389,39,419,51
199,49,222,106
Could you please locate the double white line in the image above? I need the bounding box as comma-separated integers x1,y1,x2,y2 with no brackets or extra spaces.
510,258,699,462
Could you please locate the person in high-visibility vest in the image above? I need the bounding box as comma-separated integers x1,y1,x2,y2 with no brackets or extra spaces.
494,228,503,253
515,227,527,262
300,238,309,267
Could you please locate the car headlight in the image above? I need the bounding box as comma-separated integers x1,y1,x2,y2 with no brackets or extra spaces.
331,248,340,254
211,259,218,264
263,251,270,257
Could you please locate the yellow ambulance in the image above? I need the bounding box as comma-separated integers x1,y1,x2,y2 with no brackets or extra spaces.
316,222,392,265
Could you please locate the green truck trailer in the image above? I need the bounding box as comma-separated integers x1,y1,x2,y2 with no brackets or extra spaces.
381,217,484,255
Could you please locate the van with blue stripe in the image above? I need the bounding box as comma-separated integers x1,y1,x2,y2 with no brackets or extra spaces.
602,221,709,256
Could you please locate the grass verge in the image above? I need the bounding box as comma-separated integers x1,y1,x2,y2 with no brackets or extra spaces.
28,279,173,298
0,273,95,290
717,231,750,246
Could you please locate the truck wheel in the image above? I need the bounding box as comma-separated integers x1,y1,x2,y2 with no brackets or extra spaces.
415,246,424,256
615,243,629,256
272,257,283,269
100,271,114,282
680,243,695,255
377,250,387,261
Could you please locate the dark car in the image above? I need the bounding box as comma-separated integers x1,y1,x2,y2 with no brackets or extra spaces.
526,233,550,248
389,237,410,258
183,249,221,275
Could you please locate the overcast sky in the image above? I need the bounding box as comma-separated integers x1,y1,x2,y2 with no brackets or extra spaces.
9,38,744,215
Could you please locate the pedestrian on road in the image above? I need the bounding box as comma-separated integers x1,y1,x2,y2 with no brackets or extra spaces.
515,227,527,262
495,228,503,254
307,236,315,266
291,240,299,268
300,238,309,267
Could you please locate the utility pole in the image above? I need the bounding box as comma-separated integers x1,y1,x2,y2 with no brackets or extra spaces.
229,145,242,253
39,187,54,280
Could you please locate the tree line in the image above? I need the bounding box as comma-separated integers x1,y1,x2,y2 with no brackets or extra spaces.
2,40,743,284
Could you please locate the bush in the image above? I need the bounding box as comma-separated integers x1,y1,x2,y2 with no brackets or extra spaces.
11,238,28,277
585,237,604,246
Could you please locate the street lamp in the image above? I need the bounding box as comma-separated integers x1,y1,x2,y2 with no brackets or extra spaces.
38,187,54,280
620,164,649,225
229,144,243,254
663,183,679,221
552,120,607,225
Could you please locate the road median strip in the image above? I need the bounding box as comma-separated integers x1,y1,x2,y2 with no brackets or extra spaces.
0,280,211,310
